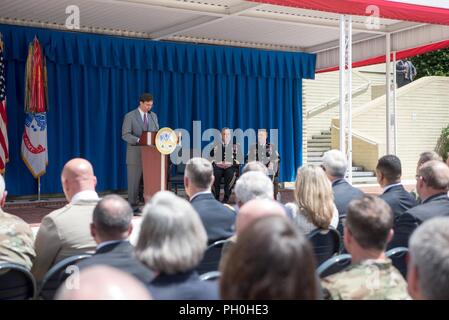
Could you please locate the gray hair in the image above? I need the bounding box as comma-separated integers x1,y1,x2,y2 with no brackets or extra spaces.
409,217,449,300
322,149,347,178
242,161,269,176
93,195,133,238
135,191,207,274
235,171,273,204
418,160,449,190
185,157,213,189
418,151,442,167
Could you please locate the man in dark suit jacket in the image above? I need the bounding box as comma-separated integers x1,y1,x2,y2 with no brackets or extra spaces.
122,93,159,212
77,195,154,284
376,155,417,222
208,128,243,203
184,157,236,244
322,150,364,217
389,160,449,249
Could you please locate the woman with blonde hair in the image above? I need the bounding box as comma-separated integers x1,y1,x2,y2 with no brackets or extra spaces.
286,165,339,234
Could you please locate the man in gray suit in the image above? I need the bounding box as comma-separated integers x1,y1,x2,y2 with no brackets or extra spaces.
122,93,159,213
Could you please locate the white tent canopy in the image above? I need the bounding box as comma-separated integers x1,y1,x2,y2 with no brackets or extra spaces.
1,0,449,71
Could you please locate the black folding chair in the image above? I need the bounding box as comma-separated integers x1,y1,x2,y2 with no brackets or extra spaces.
38,254,91,300
199,271,221,281
196,239,230,275
316,254,352,278
167,162,186,194
386,247,409,279
0,263,36,300
308,227,341,266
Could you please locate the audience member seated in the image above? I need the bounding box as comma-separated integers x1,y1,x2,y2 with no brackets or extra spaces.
234,171,274,208
322,150,364,219
76,195,154,284
208,127,242,204
32,158,99,281
285,165,338,234
220,199,286,267
410,151,442,202
241,161,269,175
220,215,319,300
390,160,449,249
135,191,219,300
184,158,236,244
376,155,417,222
56,265,151,300
321,195,410,300
408,217,449,300
0,175,35,270
238,164,293,219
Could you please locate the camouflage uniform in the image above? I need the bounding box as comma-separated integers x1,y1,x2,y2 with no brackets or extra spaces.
321,259,411,300
0,209,36,270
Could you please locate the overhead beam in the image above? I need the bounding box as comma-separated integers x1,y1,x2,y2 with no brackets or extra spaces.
96,0,387,36
152,1,261,40
306,33,384,53
242,9,388,35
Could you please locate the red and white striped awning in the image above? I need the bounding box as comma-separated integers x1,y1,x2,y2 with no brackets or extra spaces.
250,0,449,71
251,0,449,25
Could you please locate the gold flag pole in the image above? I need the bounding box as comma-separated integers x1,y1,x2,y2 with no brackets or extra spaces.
38,176,41,201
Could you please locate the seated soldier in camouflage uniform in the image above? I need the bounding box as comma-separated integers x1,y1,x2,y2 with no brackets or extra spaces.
322,195,410,300
0,175,35,270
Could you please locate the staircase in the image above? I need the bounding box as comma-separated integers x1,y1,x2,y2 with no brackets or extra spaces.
306,130,377,184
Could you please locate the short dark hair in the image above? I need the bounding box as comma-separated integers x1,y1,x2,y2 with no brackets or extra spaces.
93,195,133,239
345,195,393,251
139,93,153,102
376,155,402,183
220,216,319,300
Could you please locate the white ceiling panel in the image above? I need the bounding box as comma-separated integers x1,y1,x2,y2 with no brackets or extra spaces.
180,16,343,48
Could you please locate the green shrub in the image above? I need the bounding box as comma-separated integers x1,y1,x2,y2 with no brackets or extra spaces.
435,124,449,161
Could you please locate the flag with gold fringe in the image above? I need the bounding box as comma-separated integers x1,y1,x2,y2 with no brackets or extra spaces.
21,37,48,178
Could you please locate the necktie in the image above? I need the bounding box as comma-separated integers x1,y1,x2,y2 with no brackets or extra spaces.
143,113,148,130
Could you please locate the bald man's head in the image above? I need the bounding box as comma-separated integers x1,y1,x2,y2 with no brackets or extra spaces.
236,199,286,235
61,158,97,202
56,265,152,300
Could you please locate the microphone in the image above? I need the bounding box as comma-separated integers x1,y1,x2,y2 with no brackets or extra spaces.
148,112,158,131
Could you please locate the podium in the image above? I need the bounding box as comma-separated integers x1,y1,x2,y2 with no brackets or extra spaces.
140,131,168,202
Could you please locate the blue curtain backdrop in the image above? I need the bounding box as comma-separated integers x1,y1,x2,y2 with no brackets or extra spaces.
0,24,316,196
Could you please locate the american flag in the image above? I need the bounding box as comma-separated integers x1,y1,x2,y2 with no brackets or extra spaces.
0,37,9,173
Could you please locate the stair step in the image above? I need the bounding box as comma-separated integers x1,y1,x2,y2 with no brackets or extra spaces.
307,145,331,152
351,176,378,184
308,151,325,157
307,140,331,145
351,166,364,171
311,135,331,140
307,157,323,162
351,171,375,177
